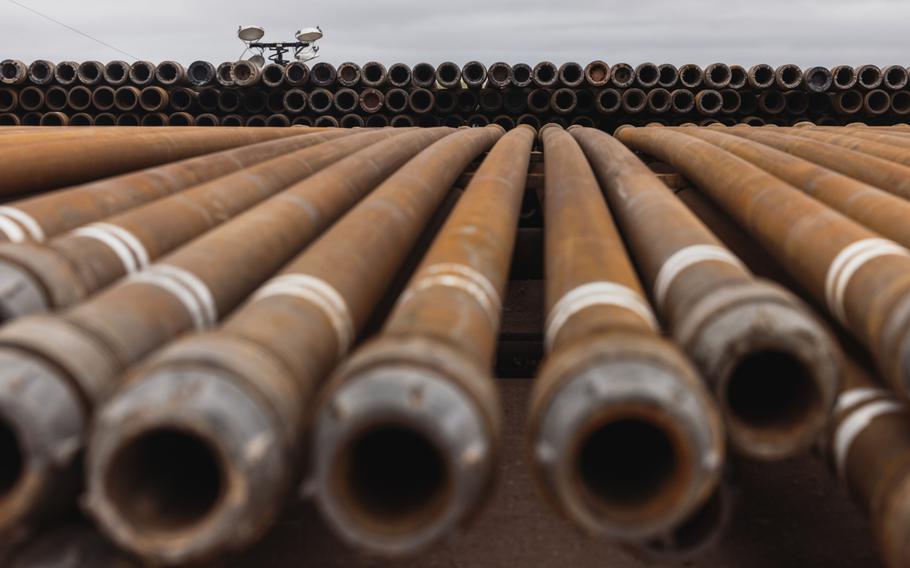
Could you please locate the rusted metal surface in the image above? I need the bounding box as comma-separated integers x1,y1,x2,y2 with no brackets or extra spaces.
80,126,500,564
575,126,841,459
528,125,725,543
0,127,453,556
616,126,910,407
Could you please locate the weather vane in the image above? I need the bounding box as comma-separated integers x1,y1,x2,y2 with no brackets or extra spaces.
237,25,324,65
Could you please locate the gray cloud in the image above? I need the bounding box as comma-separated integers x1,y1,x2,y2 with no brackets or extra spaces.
2,0,909,66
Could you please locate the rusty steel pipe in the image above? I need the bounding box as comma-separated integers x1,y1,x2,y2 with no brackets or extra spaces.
529,125,724,540
53,61,78,85
728,65,747,90
284,61,309,86
16,87,43,112
83,126,497,564
389,115,414,128
747,64,774,89
129,61,156,86
0,128,421,553
577,126,840,459
309,62,335,87
71,113,96,126
312,126,533,555
387,62,412,87
143,112,171,126
581,61,608,87
76,61,104,85
360,61,388,88
550,88,577,115
409,88,435,114
727,127,910,199
892,91,910,115
27,60,55,85
44,86,68,111
186,60,215,87
695,90,723,115
831,65,858,90
0,114,19,126
647,88,672,114
333,88,359,113
511,63,533,87
703,63,731,89
155,61,186,86
681,127,910,253
39,112,68,126
864,89,891,114
610,63,635,88
90,85,116,112
720,89,741,114
365,114,389,128
410,63,435,88
827,358,910,568
193,113,217,126
0,60,27,85
168,87,196,112
215,62,235,87
359,88,384,114
656,64,679,88
856,65,883,90
533,61,559,88
433,90,457,113
621,88,647,114
67,85,93,111
308,88,334,114
678,64,703,89
385,88,409,113
138,86,169,112
435,61,462,89
803,66,833,93
595,88,621,114
0,126,319,197
167,112,195,127
633,62,660,88
260,63,286,88
217,90,241,113
882,65,909,91
617,126,910,406
785,90,809,115
528,88,552,114
477,88,502,113
488,62,512,88
774,64,802,90
833,90,864,114
230,60,261,87
670,89,695,114
758,91,786,114
0,89,16,113
116,113,141,126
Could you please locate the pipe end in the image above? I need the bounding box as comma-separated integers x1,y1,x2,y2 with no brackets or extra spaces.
682,282,840,460
0,262,48,324
313,366,492,556
86,367,286,565
533,344,724,540
0,348,85,535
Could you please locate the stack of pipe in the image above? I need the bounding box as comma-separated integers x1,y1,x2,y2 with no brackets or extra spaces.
1,125,910,568
3,59,910,129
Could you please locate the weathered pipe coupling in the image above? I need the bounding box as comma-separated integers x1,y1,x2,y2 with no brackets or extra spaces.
577,126,840,459
313,126,532,556
0,128,413,551
622,88,647,114
0,130,360,320
529,125,725,541
0,60,28,85
187,60,216,87
617,126,910,407
833,90,864,114
139,86,169,112
129,61,156,86
679,64,703,89
832,65,858,90
27,60,55,85
361,61,388,88
695,90,723,115
54,61,78,85
551,88,577,115
533,61,559,88
585,60,611,87
85,127,497,564
747,64,775,89
284,61,309,86
488,62,512,88
435,61,462,89
703,63,731,89
610,63,635,88
411,63,435,88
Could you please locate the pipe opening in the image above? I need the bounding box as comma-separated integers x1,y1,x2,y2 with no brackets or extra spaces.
92,88,114,109
286,63,307,84
456,90,477,111
680,66,701,86
338,423,450,531
535,64,556,83
561,64,582,84
410,89,434,112
195,114,216,126
598,90,620,111
839,91,863,112
512,65,531,85
30,62,51,81
79,63,100,81
170,90,191,110
390,64,411,85
729,66,746,88
434,90,456,112
725,350,820,432
0,417,23,498
69,87,91,108
216,64,233,84
46,88,67,109
169,114,192,126
491,64,510,83
636,64,659,85
361,91,382,112
56,64,76,82
142,114,166,127
807,69,829,90
233,64,253,82
116,114,139,126
309,90,332,112
412,63,434,84
20,88,41,108
363,64,384,83
335,90,357,111
672,91,694,112
859,67,881,88
437,63,459,84
529,89,550,111
0,90,13,109
708,65,730,85
649,90,670,111
387,90,408,112
189,63,210,83
624,90,645,111
221,115,242,126
892,91,910,113
612,65,633,85
70,114,92,126
1,62,18,81
140,89,163,109
659,65,677,86
575,418,679,510
885,67,908,89
340,114,363,128
41,113,66,126
131,64,152,83
158,63,178,82
366,115,389,127
867,90,890,113
463,63,484,82
104,428,225,534
780,66,800,87
264,65,284,85
313,64,333,84
752,66,773,86
390,115,413,128
282,91,306,113
554,90,575,111
834,67,855,88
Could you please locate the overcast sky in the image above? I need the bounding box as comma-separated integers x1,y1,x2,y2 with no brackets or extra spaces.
3,0,910,67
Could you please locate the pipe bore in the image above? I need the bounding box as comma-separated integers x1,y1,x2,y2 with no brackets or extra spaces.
0,418,23,499
103,428,224,534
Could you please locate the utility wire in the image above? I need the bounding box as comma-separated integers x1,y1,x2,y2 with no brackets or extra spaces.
8,0,139,60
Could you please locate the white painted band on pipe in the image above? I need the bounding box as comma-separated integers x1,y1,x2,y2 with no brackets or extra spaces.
825,238,910,324
253,273,353,358
73,225,140,273
652,244,746,310
129,265,217,330
0,207,44,241
0,215,25,243
545,281,658,352
834,387,887,415
834,399,903,479
399,263,502,326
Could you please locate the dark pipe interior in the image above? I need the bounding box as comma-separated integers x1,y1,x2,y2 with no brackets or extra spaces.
170,90,191,110
512,65,531,84
599,90,620,111
95,114,115,125
336,90,357,111
650,90,670,110
780,66,801,86
491,64,510,83
79,63,100,80
659,65,678,85
841,90,862,111
535,64,556,83
142,114,165,126
0,90,14,110
363,64,384,83
529,89,550,110
340,115,363,128
834,67,855,88
189,63,211,83
886,67,908,88
31,62,51,80
673,91,694,110
576,418,678,509
412,63,434,84
286,64,306,83
233,64,252,82
752,66,773,86
390,64,411,85
20,88,41,108
411,90,433,112
132,64,152,82
313,64,334,83
158,63,178,82
140,89,163,108
264,65,284,84
554,90,575,110
69,87,90,108
893,91,910,113
42,113,65,125
221,115,242,126
859,67,880,87
561,64,582,84
386,90,408,111
104,428,224,533
464,63,484,82
708,65,730,85
105,62,127,82
807,69,830,90
341,424,449,529
867,90,890,112
0,418,23,498
57,64,76,81
217,65,233,83
637,64,658,85
169,114,191,126
46,88,67,108
612,65,632,84
310,91,332,112
284,91,306,111
1,62,18,80
624,90,645,110
437,63,459,84
726,350,820,431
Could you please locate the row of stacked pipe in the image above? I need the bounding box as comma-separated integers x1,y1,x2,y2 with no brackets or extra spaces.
3,59,910,129
1,124,910,567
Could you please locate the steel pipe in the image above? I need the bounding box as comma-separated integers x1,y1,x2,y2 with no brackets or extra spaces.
54,61,78,85
129,61,156,86
488,62,512,88
610,63,635,88
747,64,775,89
435,62,462,89
361,61,388,88
27,60,55,85
388,62,412,87
511,63,533,87
336,62,361,87
0,60,27,85
679,64,703,89
284,61,309,86
261,63,286,88
186,60,215,87
411,63,435,88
